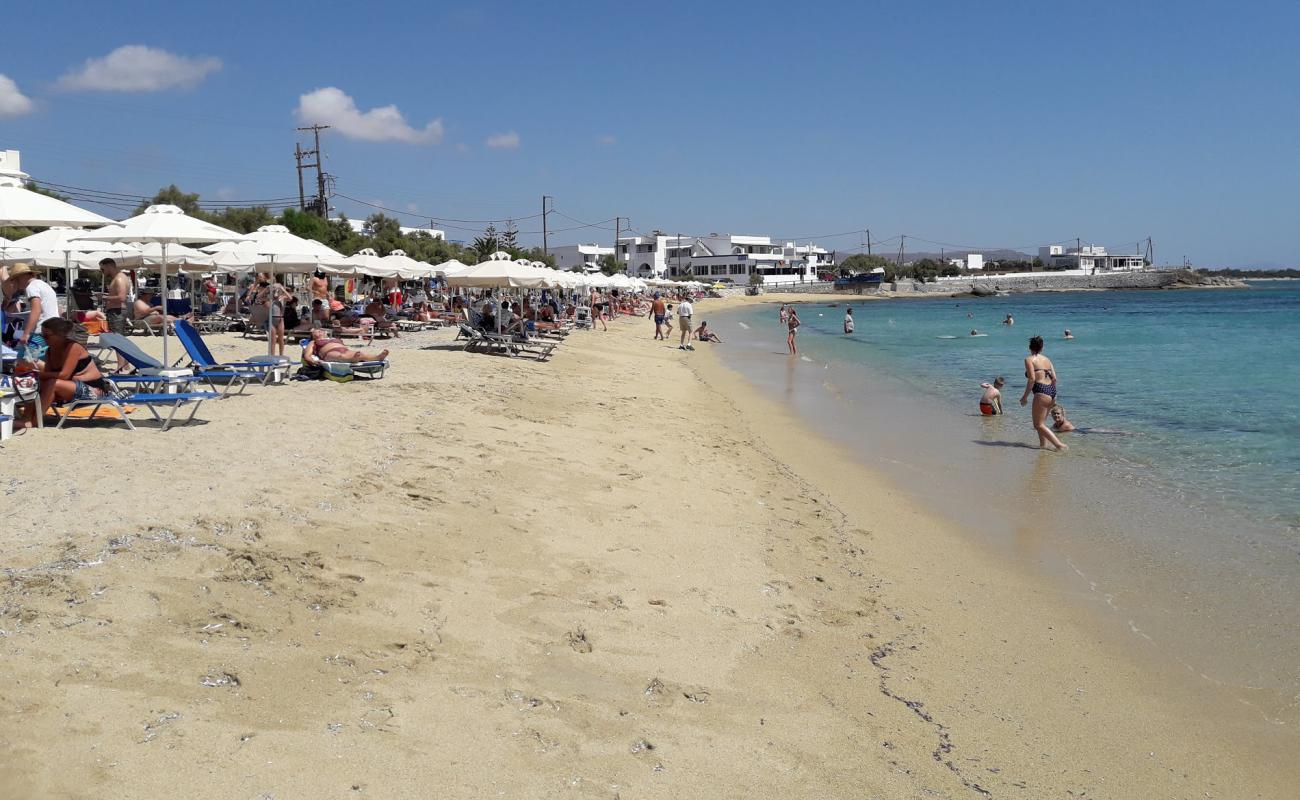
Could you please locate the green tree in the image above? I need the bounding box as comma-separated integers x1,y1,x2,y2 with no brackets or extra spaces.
840,253,891,273
470,232,500,262
500,219,519,250
209,205,275,234
910,258,941,282
134,184,214,220
518,246,554,268
596,253,619,274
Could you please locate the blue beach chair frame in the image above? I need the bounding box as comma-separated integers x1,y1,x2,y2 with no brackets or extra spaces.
54,390,222,432
173,320,285,389
99,331,253,397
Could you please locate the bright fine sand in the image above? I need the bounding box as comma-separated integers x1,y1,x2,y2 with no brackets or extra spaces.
1,300,1295,799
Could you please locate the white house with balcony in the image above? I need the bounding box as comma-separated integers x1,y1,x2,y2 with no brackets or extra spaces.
682,234,832,284
1039,244,1145,273
613,230,835,283
616,233,695,277
550,243,615,271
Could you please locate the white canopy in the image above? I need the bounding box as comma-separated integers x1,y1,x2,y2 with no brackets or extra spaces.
433,258,473,277
76,204,247,364
379,249,435,280
447,251,550,289
0,227,129,269
344,248,398,278
77,204,247,246
0,174,113,228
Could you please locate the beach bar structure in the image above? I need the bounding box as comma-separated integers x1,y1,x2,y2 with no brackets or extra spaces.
613,231,835,284
1039,244,1147,273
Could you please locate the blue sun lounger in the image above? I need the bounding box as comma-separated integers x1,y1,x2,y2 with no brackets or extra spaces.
99,332,257,397
54,390,222,432
174,320,289,386
298,340,388,382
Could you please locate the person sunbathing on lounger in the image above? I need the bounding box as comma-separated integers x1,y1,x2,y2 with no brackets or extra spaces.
303,329,388,365
364,296,400,338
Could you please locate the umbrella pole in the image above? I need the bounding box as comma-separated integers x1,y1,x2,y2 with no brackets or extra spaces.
161,242,170,367
267,257,276,357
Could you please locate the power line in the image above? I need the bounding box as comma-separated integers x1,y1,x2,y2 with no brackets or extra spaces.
331,192,543,225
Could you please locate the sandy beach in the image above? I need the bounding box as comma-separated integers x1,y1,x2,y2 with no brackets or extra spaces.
2,301,1295,799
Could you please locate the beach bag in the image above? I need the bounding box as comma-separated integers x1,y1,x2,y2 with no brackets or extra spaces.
294,362,326,381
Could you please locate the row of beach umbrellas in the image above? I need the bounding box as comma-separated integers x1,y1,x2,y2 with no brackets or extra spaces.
2,159,703,360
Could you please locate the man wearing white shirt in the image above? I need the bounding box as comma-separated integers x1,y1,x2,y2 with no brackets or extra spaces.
9,263,59,359
676,297,694,351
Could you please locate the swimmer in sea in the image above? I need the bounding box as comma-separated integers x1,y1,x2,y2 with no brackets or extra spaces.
1050,404,1076,432
970,329,979,336
844,307,855,335
1003,313,1015,326
1064,329,1074,339
979,377,1005,415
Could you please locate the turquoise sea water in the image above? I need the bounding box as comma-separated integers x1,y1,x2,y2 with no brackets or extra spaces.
709,281,1300,722
733,281,1300,528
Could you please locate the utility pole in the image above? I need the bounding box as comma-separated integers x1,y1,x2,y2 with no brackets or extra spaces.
898,235,905,267
541,195,553,255
613,216,626,273
296,124,330,217
294,142,306,212
866,228,872,256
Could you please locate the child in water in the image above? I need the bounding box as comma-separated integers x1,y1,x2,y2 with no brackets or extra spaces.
979,377,1005,415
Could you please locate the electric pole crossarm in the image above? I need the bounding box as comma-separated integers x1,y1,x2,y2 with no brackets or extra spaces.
296,124,330,217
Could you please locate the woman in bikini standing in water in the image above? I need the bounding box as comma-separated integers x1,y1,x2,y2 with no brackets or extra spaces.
786,307,801,355
1019,335,1067,451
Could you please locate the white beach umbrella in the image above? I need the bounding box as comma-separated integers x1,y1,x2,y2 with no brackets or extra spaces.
378,249,436,281
345,248,398,278
0,172,113,228
208,226,350,354
433,258,472,276
447,251,549,289
77,204,248,366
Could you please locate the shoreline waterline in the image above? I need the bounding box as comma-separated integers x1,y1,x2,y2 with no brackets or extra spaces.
697,294,1299,737
1,313,1295,796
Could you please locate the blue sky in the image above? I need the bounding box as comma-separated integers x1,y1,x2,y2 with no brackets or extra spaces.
1,0,1296,266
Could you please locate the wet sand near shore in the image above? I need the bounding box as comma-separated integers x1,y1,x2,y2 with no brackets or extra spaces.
1,308,1295,798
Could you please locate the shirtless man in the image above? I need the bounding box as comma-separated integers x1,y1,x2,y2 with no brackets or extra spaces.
308,270,330,308
303,328,389,364
100,258,130,336
648,294,668,340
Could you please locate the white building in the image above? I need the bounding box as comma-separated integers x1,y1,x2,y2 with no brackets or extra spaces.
549,243,614,272
333,217,446,240
616,231,833,284
616,233,694,277
1038,244,1145,273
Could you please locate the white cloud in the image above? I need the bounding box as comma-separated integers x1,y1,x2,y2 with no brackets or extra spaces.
0,74,34,118
598,134,616,146
296,87,443,145
486,131,520,150
455,143,470,154
56,45,221,92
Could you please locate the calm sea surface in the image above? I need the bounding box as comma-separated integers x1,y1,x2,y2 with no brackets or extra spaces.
709,280,1300,724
